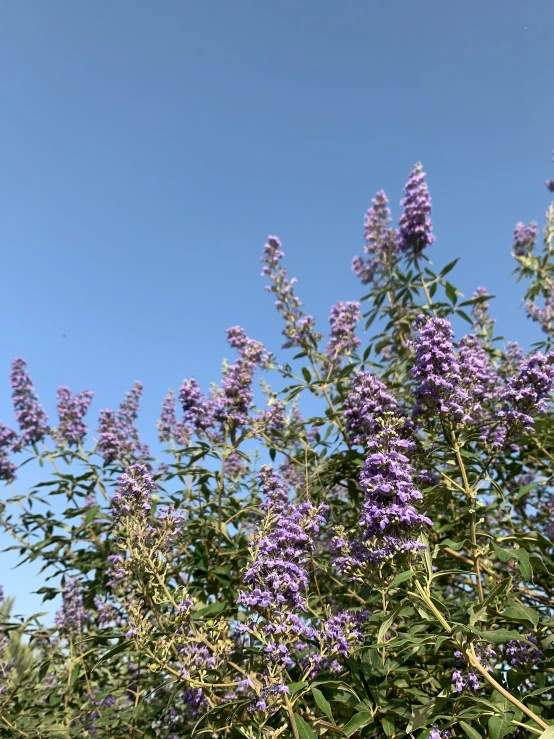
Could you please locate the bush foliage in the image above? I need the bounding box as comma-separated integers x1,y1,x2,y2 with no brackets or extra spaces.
2,158,554,738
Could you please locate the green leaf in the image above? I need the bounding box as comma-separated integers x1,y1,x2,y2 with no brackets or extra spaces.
294,714,317,739
311,687,333,721
387,571,414,590
459,720,483,739
382,716,396,737
302,367,312,383
92,640,131,673
439,258,459,278
468,577,511,626
488,715,514,739
503,600,539,629
378,602,404,645
407,698,443,733
345,711,373,736
287,681,308,695
492,544,532,581
84,505,101,526
479,629,530,644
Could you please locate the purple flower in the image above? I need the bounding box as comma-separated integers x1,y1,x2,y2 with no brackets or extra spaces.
358,433,433,561
352,190,399,285
526,295,554,334
411,317,468,423
321,610,365,658
261,235,323,350
226,326,269,366
10,358,49,451
238,466,327,613
326,301,361,365
506,634,543,670
497,351,554,436
111,464,155,520
54,386,94,447
512,221,538,257
398,163,435,257
343,371,400,446
179,378,215,434
54,577,89,634
96,382,148,464
0,423,17,482
158,389,190,446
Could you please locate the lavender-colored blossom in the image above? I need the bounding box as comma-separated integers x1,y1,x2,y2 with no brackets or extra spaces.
158,389,189,445
321,610,365,658
96,381,148,464
111,464,155,520
512,221,539,257
54,578,89,634
411,317,468,423
506,634,543,670
497,351,554,435
343,371,399,446
10,358,49,451
352,190,399,285
261,235,323,349
226,326,269,366
398,163,435,256
179,378,215,433
326,301,361,364
253,400,286,440
0,423,17,482
54,386,94,447
526,295,554,334
238,465,327,613
357,431,432,562
471,287,495,335
504,342,526,377
334,416,432,576
452,643,496,692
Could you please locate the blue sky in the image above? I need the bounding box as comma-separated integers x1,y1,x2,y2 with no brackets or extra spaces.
1,1,554,617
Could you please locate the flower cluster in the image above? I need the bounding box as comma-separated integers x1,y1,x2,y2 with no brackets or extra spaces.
412,317,500,427
10,358,49,451
158,389,189,445
512,221,539,257
334,415,432,576
497,351,554,436
398,163,435,257
261,235,322,349
53,386,94,447
326,301,361,365
0,423,17,482
352,190,399,285
96,381,149,464
54,577,90,635
111,464,154,520
238,466,327,612
452,643,496,693
343,371,400,446
179,327,269,438
526,295,554,335
506,634,543,670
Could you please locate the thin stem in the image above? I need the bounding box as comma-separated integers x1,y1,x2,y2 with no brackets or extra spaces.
467,645,548,730
451,433,484,602
284,694,301,739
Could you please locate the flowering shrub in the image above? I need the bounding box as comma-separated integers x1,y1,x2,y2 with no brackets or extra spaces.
1,157,554,738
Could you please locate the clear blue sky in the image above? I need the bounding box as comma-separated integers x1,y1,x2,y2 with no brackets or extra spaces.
1,1,553,617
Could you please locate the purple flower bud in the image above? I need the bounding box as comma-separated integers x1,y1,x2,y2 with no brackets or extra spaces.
10,359,49,450
398,163,435,256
